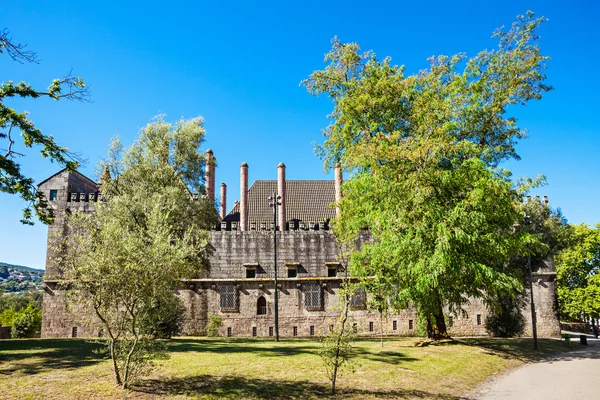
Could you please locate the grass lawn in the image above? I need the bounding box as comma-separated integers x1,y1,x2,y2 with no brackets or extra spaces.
0,336,577,399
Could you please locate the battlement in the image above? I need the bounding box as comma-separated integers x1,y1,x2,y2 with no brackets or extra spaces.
66,191,100,203
524,195,549,205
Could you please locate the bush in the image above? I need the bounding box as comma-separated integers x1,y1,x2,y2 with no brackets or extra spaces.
11,304,42,338
485,295,526,337
205,315,223,337
140,294,185,339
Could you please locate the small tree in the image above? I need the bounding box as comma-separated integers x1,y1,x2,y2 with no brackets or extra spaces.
205,315,223,337
56,116,217,388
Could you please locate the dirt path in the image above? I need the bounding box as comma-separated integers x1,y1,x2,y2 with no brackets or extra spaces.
476,337,600,400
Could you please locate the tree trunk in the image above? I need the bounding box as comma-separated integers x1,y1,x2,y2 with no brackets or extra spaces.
425,296,450,340
109,338,122,386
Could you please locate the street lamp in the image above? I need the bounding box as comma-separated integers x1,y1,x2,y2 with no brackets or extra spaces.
268,193,281,342
524,213,538,350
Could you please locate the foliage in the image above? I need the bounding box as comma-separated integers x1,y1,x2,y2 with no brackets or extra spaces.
139,293,185,339
556,223,600,320
205,315,223,337
0,29,90,224
0,291,42,330
11,304,42,338
55,115,217,388
303,12,551,339
485,294,526,337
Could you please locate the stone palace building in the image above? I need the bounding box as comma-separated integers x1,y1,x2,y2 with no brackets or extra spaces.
39,150,561,339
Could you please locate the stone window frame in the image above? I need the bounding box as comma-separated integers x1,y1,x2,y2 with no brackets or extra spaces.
304,282,323,311
219,284,239,312
49,189,58,201
349,287,367,310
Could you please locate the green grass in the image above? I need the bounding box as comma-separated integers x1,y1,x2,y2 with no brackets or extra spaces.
0,336,577,399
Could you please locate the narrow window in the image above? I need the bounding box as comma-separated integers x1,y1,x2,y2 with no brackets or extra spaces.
269,327,273,337
393,320,397,331
227,327,232,337
304,282,323,310
477,314,482,326
310,325,315,336
409,320,414,330
49,190,58,201
252,327,257,337
219,285,238,311
328,268,337,277
288,268,297,278
329,325,334,332
349,287,367,309
72,327,78,338
352,323,358,333
293,326,298,336
369,321,374,332
448,316,453,327
246,269,256,278
257,296,267,315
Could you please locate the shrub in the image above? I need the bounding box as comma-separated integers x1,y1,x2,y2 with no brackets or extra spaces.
140,294,185,339
11,304,42,338
205,315,223,337
485,295,526,337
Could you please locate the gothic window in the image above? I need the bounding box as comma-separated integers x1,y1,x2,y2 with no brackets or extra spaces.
304,282,323,310
219,285,238,311
349,287,367,310
257,296,267,315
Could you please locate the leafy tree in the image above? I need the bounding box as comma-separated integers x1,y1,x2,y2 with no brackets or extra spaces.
11,304,42,338
556,223,600,321
55,116,217,388
303,12,551,339
205,315,223,337
1,29,89,224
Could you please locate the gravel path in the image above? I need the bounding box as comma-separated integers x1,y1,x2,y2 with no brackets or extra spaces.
476,337,600,400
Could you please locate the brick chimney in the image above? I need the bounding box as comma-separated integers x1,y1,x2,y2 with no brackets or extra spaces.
240,162,249,231
206,149,215,203
277,162,286,231
334,164,343,216
220,183,227,220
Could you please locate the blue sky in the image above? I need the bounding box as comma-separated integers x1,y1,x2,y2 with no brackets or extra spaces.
1,0,598,269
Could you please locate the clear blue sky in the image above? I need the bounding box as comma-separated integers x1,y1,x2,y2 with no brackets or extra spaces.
1,0,598,270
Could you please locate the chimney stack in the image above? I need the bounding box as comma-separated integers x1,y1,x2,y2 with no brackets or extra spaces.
277,163,286,231
206,149,216,203
220,183,227,220
240,162,249,231
543,195,549,205
526,195,531,202
334,164,343,216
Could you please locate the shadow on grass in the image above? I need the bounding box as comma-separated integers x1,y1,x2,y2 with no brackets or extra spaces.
133,374,467,399
456,338,596,362
169,338,419,365
0,339,105,376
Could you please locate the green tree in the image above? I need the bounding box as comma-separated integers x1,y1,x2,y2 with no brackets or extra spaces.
303,12,550,339
11,304,42,338
1,29,89,224
56,116,217,388
556,223,600,321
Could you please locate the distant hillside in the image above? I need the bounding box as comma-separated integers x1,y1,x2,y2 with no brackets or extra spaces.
0,262,44,293
0,262,44,273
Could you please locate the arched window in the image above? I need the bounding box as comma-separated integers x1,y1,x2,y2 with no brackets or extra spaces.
257,296,267,315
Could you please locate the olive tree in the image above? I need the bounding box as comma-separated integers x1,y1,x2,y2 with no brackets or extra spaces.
55,116,217,388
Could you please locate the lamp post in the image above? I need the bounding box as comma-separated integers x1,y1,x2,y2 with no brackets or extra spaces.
268,193,281,342
524,213,538,351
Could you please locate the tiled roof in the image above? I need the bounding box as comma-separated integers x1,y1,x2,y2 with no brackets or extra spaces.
224,180,336,226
